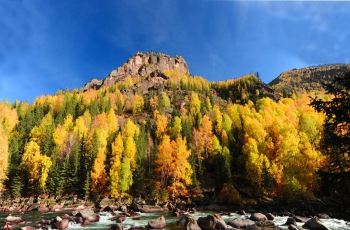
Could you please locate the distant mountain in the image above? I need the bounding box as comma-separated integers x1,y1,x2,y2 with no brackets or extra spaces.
269,64,350,95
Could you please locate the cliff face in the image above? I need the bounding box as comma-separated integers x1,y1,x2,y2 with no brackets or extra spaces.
269,64,350,95
83,52,188,90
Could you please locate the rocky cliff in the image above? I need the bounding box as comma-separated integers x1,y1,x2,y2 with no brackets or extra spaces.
83,52,189,90
269,64,350,95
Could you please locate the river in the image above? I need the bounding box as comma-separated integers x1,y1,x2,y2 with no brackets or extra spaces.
1,210,349,229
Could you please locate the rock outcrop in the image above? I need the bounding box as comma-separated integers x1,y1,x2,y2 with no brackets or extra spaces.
83,52,189,91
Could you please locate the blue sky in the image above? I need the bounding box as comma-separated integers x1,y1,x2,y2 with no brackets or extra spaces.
1,0,350,102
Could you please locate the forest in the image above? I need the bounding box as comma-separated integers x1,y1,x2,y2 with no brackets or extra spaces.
0,68,338,207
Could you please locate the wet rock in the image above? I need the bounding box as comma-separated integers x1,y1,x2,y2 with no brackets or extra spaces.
148,216,166,229
302,217,329,230
5,215,22,224
103,205,117,212
197,214,227,230
73,208,95,219
51,204,63,212
250,213,268,221
178,215,201,230
120,205,128,213
109,224,123,230
20,226,34,230
53,218,69,229
2,223,13,230
85,214,100,222
133,204,167,213
38,205,50,212
116,215,127,223
82,219,91,226
238,210,246,215
294,216,309,223
228,219,255,228
284,217,297,226
266,213,275,220
40,219,52,225
251,221,280,230
288,224,302,230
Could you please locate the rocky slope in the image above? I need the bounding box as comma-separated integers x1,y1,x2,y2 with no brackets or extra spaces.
269,64,350,95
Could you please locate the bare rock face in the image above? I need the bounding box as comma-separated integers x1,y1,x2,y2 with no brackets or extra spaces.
84,52,189,91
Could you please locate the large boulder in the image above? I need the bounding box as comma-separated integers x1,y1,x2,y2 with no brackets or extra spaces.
228,219,255,228
148,216,166,229
302,217,329,230
178,215,201,230
197,214,227,230
250,213,268,221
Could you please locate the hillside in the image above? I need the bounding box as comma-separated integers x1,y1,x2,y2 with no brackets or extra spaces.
269,64,350,95
0,52,326,207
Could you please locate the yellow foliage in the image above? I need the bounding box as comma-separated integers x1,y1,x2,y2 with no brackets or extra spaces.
154,110,168,139
110,133,123,198
155,135,192,199
21,140,52,190
192,115,214,159
91,145,107,194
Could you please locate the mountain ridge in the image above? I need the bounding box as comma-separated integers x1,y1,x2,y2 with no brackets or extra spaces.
82,52,350,98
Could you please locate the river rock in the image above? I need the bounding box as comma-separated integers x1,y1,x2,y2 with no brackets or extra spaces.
228,219,255,228
2,223,13,230
288,224,302,230
73,208,95,218
284,217,297,226
53,218,69,229
40,219,52,225
51,204,63,212
294,216,309,223
302,217,329,230
120,205,128,212
109,224,123,230
148,216,166,229
116,215,127,223
266,213,275,220
85,214,100,222
178,215,201,230
250,213,268,221
238,210,246,215
134,204,167,213
5,215,22,224
20,226,34,230
103,205,117,212
197,214,227,230
38,205,50,212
